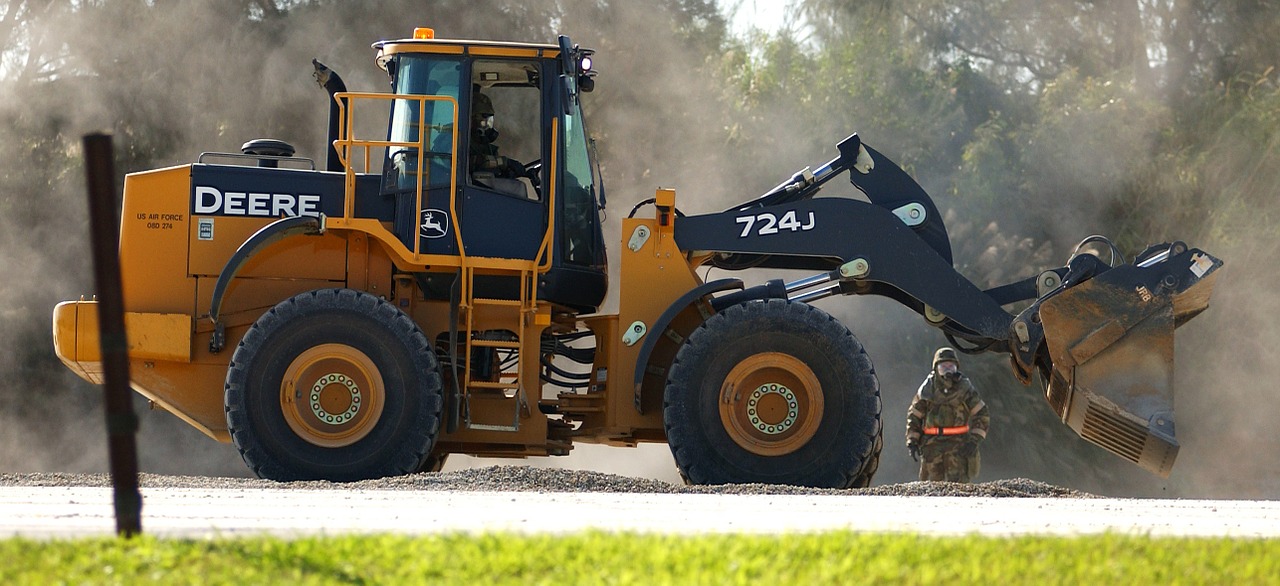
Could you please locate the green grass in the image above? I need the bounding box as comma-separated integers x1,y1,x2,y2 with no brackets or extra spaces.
1,531,1276,585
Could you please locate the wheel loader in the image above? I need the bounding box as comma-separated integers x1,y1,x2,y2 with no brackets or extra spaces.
52,27,1223,486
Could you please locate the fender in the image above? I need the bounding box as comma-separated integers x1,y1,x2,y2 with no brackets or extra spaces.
632,278,744,412
207,214,324,352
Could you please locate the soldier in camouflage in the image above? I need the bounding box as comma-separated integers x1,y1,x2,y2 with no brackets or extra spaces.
469,89,528,181
905,347,990,482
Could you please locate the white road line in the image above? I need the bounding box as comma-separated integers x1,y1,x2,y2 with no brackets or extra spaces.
3,487,1278,539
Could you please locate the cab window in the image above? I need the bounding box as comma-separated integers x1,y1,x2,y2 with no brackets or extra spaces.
467,60,542,201
383,55,461,195
561,102,599,265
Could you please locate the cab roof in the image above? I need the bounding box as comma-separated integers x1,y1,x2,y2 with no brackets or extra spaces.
373,36,562,61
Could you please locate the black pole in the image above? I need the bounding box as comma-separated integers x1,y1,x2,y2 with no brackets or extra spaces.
82,133,142,537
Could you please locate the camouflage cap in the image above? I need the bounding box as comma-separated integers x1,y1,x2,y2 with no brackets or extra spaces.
933,347,959,368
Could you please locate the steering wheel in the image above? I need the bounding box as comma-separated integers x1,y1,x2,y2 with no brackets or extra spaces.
523,159,543,188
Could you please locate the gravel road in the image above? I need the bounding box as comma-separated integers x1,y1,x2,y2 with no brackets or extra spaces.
4,467,1278,539
0,466,1094,497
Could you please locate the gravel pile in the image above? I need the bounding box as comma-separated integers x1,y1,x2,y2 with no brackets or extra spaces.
0,467,1093,498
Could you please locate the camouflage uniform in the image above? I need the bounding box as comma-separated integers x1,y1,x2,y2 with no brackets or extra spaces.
469,90,525,179
905,348,990,483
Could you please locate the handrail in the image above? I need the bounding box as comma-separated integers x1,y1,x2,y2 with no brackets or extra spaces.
534,116,559,273
327,91,545,280
332,91,460,262
196,152,317,169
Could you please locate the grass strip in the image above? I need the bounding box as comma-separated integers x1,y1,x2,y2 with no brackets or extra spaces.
1,531,1276,585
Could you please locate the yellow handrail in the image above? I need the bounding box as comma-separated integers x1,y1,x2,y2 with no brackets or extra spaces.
534,117,558,274
331,91,461,261
327,91,549,283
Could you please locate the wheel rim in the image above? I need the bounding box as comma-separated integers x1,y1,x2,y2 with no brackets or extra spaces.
280,343,386,448
719,351,824,456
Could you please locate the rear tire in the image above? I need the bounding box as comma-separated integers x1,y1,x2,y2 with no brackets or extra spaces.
664,299,881,488
225,288,443,481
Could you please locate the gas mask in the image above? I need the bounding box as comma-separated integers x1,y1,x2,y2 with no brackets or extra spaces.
474,114,498,144
936,361,961,387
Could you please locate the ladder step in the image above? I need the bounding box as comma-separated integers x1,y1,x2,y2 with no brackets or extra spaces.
469,380,519,390
466,422,520,432
458,267,532,436
472,297,524,307
472,339,520,349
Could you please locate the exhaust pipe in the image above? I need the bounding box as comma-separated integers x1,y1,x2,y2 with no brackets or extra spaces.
312,59,347,172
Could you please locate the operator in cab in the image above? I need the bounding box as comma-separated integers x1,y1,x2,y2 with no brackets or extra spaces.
469,87,529,184
905,347,990,483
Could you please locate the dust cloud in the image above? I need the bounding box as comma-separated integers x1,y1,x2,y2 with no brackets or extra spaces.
0,0,735,485
1,1,1274,499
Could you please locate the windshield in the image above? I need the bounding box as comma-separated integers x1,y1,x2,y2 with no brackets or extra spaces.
383,55,462,194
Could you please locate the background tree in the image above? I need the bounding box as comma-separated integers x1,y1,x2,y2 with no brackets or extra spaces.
757,0,1280,495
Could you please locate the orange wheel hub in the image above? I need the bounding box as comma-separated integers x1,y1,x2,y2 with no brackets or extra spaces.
280,343,385,448
718,352,823,456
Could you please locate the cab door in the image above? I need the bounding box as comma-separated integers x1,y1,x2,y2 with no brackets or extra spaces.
456,58,549,260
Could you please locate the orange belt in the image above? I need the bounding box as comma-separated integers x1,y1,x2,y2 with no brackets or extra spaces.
922,425,969,436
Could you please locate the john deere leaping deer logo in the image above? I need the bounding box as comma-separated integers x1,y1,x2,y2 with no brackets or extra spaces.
420,209,449,239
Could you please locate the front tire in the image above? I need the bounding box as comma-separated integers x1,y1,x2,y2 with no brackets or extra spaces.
664,299,881,488
225,288,443,481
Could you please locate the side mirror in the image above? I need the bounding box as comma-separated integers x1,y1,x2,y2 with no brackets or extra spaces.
557,35,576,77
558,35,578,114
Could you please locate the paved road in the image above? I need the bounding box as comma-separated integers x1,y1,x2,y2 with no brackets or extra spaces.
3,486,1278,539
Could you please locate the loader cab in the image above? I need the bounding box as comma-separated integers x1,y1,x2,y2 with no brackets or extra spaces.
375,34,608,311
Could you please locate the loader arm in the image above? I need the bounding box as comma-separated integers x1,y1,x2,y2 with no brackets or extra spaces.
673,137,1223,477
722,134,953,266
676,197,1010,339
